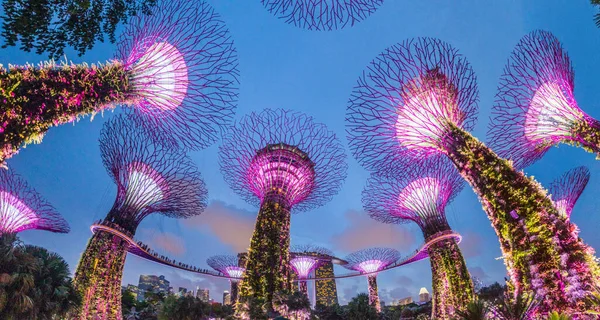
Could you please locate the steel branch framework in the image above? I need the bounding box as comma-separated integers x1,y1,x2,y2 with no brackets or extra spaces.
219,109,347,312
0,0,238,164
343,247,400,312
74,114,207,320
0,170,69,234
346,37,478,171
261,0,384,30
208,255,245,305
290,244,333,296
548,166,590,219
489,30,599,169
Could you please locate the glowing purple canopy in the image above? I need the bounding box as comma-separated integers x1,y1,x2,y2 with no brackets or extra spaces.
548,166,590,219
219,109,347,212
0,170,69,234
363,156,463,236
489,30,587,168
290,244,333,278
117,0,239,150
346,37,478,171
100,114,207,231
344,248,400,274
207,255,245,280
261,0,384,30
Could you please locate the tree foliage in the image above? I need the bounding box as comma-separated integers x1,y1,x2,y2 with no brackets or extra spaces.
346,293,379,320
1,0,157,59
593,0,600,27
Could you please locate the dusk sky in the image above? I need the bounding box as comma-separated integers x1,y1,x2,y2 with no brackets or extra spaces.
2,0,600,305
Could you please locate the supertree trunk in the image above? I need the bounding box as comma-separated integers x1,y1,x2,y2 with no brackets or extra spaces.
74,230,129,320
0,62,132,163
442,122,600,314
299,280,308,296
572,116,600,155
231,281,239,306
428,236,474,318
367,275,380,312
238,194,292,312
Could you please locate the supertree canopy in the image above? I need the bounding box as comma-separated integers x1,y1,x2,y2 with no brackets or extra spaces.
363,156,473,318
0,170,69,235
74,114,207,320
489,30,600,169
549,166,590,219
261,0,384,30
345,37,600,314
0,0,238,164
207,255,246,305
343,247,400,312
290,244,333,296
219,108,347,314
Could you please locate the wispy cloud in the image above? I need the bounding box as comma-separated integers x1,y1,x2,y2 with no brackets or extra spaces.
183,201,255,253
137,229,186,257
459,231,484,258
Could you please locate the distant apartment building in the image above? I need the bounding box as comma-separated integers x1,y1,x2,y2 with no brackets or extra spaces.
395,296,413,306
124,284,139,301
223,291,231,305
137,275,170,301
419,287,430,303
197,288,209,302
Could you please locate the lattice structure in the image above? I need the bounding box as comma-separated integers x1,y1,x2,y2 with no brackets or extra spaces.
208,255,245,305
489,30,600,169
0,170,69,235
343,248,400,312
549,166,590,219
290,244,333,296
315,261,338,306
0,0,238,164
261,0,383,30
219,109,347,315
74,114,207,320
345,36,600,314
363,156,473,318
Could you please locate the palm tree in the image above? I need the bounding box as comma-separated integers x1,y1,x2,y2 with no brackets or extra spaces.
346,293,379,320
547,311,572,320
593,0,600,27
0,233,37,319
455,300,488,320
491,293,537,320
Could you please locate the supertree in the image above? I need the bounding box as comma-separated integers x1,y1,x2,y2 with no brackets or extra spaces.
290,244,333,297
73,114,207,320
0,0,238,165
207,255,246,305
489,30,600,169
261,0,383,30
0,170,69,235
549,166,590,219
345,37,600,314
363,156,473,318
343,247,400,312
219,108,347,315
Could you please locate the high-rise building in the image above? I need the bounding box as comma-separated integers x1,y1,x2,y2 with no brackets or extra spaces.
177,287,188,297
197,288,209,302
223,291,231,305
124,284,139,301
137,275,170,301
315,261,338,306
419,287,430,303
395,296,413,306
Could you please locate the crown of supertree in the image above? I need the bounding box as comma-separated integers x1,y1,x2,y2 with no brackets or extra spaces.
343,247,400,274
488,30,588,168
261,0,384,31
0,170,69,234
290,244,333,278
100,114,207,231
116,0,239,150
548,166,590,218
363,156,463,237
219,109,347,212
346,37,479,171
207,255,245,280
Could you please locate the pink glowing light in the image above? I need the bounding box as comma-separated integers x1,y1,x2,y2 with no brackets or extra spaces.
291,257,319,278
129,41,189,113
357,260,384,274
0,191,38,233
395,87,461,154
397,177,444,216
248,144,316,205
224,266,245,280
124,161,169,210
524,82,582,144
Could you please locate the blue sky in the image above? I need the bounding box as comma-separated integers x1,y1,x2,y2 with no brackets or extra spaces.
2,0,600,305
